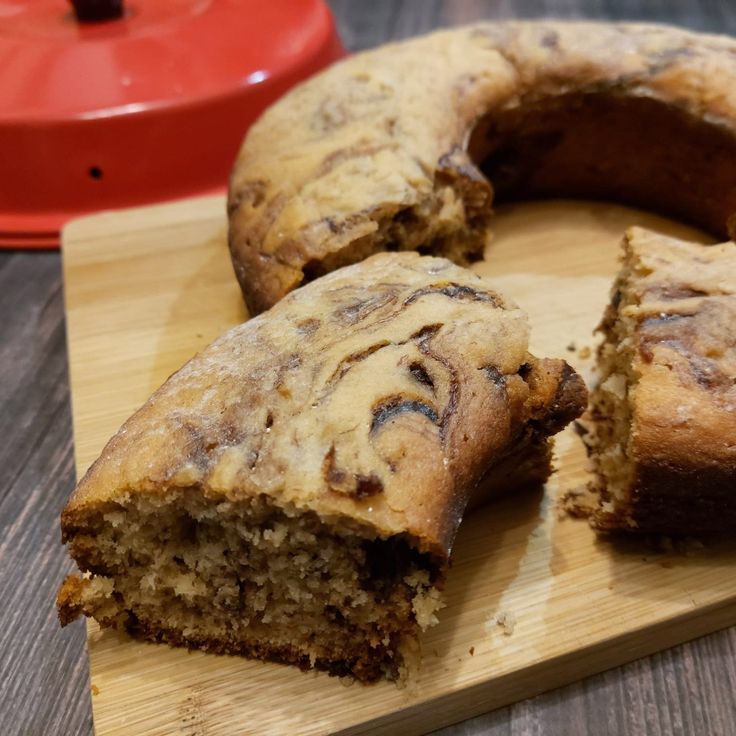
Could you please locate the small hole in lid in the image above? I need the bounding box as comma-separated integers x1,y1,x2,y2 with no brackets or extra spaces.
89,166,103,180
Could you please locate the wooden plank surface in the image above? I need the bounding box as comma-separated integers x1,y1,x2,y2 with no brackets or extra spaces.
4,3,736,736
60,196,736,736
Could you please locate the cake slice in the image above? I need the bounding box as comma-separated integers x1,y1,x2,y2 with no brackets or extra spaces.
57,252,586,681
590,228,736,533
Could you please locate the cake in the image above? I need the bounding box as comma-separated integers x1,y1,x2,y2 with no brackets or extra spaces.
227,21,736,314
589,228,736,533
57,253,587,681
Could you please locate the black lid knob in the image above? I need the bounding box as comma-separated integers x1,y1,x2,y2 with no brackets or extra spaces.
70,0,124,22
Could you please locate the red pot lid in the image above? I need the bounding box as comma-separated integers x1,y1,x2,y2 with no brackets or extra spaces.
0,0,345,249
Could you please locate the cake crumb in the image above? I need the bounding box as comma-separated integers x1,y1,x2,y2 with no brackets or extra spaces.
497,611,516,636
578,345,592,359
486,610,517,636
91,684,100,696
468,646,475,656
566,342,576,352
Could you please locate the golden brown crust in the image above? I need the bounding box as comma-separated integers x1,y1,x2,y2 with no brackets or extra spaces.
228,21,736,313
57,575,89,627
591,228,736,533
62,252,586,561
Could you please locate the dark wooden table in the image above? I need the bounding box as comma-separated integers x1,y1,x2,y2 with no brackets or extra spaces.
3,2,736,734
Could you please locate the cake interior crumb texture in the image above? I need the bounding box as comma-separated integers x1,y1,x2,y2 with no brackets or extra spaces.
590,243,640,522
59,491,443,682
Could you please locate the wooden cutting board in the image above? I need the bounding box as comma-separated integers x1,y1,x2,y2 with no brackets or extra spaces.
61,196,736,736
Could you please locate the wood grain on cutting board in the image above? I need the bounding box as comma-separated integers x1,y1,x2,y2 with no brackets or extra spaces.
61,196,736,736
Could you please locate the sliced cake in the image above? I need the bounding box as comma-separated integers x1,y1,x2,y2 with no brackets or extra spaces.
590,228,736,533
58,252,586,681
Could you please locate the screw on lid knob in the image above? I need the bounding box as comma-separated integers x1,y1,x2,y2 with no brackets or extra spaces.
70,0,124,22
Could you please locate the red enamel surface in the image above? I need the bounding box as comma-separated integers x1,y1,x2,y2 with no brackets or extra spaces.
0,0,345,248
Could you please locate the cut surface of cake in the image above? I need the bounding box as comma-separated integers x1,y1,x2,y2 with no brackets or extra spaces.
58,252,586,681
590,227,736,534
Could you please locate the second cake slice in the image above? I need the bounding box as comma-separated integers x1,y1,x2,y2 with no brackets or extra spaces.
590,228,736,533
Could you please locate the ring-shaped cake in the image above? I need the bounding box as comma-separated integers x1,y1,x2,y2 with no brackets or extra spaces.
228,21,736,314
